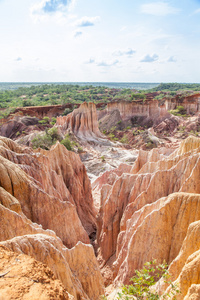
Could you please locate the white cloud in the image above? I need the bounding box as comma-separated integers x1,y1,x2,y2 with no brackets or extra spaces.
97,60,119,67
140,54,159,62
113,48,136,57
141,2,180,16
30,0,76,22
75,16,100,27
74,31,82,38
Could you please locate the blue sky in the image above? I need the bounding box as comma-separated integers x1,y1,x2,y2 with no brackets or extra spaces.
0,0,200,82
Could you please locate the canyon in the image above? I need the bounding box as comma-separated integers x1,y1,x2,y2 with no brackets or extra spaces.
1,100,200,299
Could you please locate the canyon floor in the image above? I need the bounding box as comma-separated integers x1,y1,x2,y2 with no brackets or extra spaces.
1,101,200,299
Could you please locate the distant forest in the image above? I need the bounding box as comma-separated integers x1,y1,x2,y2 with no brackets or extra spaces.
0,83,200,117
150,82,200,92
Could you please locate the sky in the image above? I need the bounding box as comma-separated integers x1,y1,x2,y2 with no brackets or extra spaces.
0,0,200,82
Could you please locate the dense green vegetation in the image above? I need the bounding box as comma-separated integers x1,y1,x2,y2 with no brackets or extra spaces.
0,84,129,109
31,127,62,150
0,83,200,112
169,105,187,117
149,82,200,92
31,128,79,151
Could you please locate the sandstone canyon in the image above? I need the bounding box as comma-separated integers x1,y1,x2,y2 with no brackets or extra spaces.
1,101,200,299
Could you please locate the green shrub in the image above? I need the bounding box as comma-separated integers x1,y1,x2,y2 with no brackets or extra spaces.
22,99,32,107
169,105,187,117
111,126,116,131
43,116,49,123
32,134,54,150
47,127,62,141
38,116,50,124
31,127,61,150
50,117,57,125
62,108,73,116
120,135,128,144
60,137,73,151
109,133,115,140
0,107,16,119
117,260,179,300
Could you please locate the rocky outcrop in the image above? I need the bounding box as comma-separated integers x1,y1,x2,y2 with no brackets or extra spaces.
99,109,124,132
105,100,169,124
153,114,180,134
0,136,105,299
156,219,200,299
0,137,96,246
56,102,109,144
114,192,200,284
0,245,73,300
0,235,104,300
13,103,78,119
95,136,200,289
0,116,41,139
165,93,200,115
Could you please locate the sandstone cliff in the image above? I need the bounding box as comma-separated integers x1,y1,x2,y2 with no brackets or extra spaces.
0,235,104,300
0,137,96,245
165,92,200,115
106,100,169,123
0,136,104,299
2,99,200,299
156,219,200,299
95,136,200,295
56,102,109,144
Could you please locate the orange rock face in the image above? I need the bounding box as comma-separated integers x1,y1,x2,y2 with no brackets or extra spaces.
0,136,104,299
0,245,73,300
106,100,169,123
0,137,96,247
56,102,108,143
115,193,200,284
0,235,104,300
157,220,200,299
95,136,200,296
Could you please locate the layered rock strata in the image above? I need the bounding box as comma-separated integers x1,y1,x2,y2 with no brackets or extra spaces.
157,219,200,299
104,100,169,124
0,136,104,299
0,137,96,245
0,236,104,300
95,136,200,296
56,102,109,144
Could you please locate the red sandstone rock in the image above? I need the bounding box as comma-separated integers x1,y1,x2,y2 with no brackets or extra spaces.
0,235,104,299
56,102,109,144
95,136,200,289
0,245,73,300
156,220,200,299
0,136,105,299
0,137,96,247
105,100,169,123
115,193,200,284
